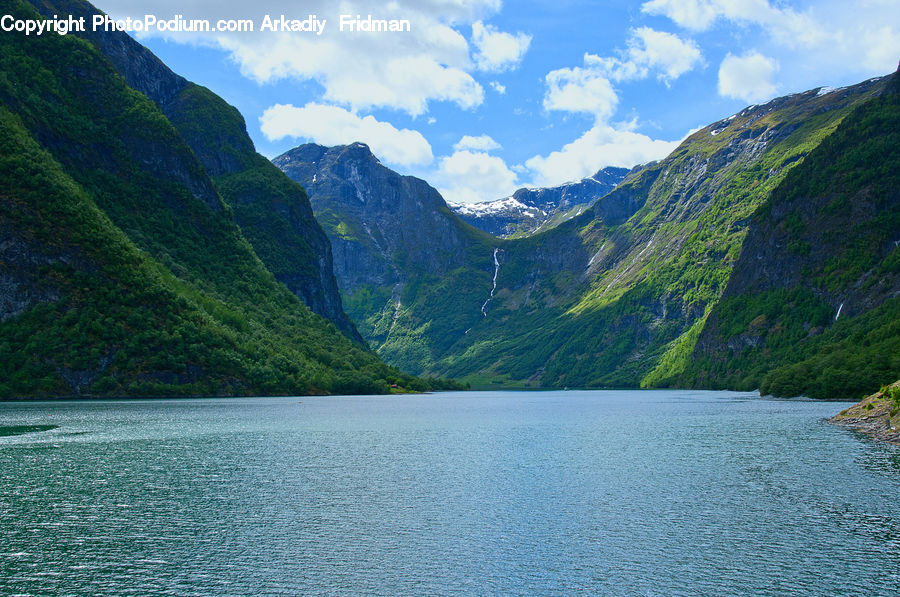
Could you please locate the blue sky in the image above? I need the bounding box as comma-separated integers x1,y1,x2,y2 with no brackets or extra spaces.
100,0,899,203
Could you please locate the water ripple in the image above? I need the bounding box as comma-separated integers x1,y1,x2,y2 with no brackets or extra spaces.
1,391,898,595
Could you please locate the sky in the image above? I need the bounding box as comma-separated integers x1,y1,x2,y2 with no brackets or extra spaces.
95,0,899,204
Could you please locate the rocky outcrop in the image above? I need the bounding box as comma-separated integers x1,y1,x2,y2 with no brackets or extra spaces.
831,381,900,444
0,233,64,322
29,0,188,108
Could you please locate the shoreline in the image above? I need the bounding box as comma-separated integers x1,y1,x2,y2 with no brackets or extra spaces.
830,381,900,445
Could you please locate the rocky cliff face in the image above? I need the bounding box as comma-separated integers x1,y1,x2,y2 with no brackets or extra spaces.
27,0,360,343
274,143,497,371
451,167,629,237
275,143,484,290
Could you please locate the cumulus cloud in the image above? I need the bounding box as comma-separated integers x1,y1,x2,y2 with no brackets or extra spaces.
471,21,532,72
434,150,519,204
535,26,700,185
97,0,508,116
454,134,502,152
717,52,779,103
543,27,700,117
587,27,702,85
489,81,507,94
260,103,433,167
622,27,702,83
543,65,619,118
524,123,681,187
217,25,482,116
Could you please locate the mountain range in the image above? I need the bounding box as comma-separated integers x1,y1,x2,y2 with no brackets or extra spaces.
1,0,897,400
276,73,899,398
449,166,630,237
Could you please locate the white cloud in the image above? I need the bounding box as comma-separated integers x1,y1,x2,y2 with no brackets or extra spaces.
544,65,619,118
524,123,681,187
543,27,700,117
489,81,507,94
640,0,824,46
97,0,509,116
717,52,779,103
585,27,702,85
641,0,720,31
471,21,532,72
434,150,519,204
454,134,502,152
622,27,703,84
537,26,699,186
860,26,900,72
219,30,483,116
259,103,433,167
642,0,900,108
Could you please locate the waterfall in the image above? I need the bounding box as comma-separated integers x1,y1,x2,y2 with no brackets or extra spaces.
481,248,501,317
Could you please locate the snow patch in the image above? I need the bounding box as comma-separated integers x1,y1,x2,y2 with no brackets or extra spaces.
816,85,847,97
453,196,530,216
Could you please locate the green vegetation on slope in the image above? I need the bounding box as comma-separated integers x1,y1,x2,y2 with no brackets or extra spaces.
0,0,448,397
419,80,885,388
300,75,888,391
682,72,900,399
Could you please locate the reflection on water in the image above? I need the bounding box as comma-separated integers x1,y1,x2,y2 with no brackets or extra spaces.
0,424,58,437
1,391,899,596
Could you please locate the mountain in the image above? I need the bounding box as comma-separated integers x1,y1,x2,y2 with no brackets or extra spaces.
450,167,630,237
25,0,362,344
273,143,497,370
279,73,897,397
681,72,900,399
0,0,440,397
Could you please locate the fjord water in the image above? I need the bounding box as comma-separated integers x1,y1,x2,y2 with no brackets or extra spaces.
1,391,899,595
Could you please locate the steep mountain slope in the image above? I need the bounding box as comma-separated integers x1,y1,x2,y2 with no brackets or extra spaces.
0,0,430,397
452,77,890,390
284,76,891,392
682,72,900,399
274,143,497,370
451,167,629,237
26,0,361,342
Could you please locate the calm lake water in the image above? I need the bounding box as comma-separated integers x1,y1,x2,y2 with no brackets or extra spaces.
1,390,899,596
